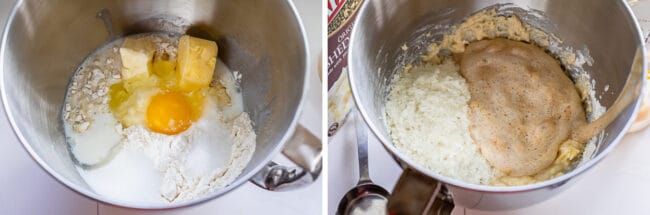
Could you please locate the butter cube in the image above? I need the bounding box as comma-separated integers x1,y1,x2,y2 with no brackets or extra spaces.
176,35,218,91
120,37,156,82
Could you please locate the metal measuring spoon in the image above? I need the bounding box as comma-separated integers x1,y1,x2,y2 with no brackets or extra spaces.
337,111,390,215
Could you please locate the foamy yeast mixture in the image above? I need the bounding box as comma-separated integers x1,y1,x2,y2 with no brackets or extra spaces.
461,39,587,177
386,9,600,186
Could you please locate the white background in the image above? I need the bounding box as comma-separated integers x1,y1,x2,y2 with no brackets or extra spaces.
0,0,323,214
4,0,650,215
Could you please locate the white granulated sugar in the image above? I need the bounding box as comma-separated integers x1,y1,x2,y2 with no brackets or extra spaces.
385,60,494,184
78,97,256,204
169,113,255,202
121,107,255,202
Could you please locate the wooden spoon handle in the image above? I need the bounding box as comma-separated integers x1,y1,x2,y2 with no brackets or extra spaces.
572,48,645,143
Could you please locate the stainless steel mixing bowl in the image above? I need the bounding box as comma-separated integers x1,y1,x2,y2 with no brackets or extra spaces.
1,0,320,209
348,0,646,212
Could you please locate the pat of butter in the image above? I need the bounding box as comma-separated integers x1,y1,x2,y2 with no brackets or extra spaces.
119,37,156,82
177,35,218,92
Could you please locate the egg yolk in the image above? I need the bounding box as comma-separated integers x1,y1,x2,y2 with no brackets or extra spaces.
146,92,192,135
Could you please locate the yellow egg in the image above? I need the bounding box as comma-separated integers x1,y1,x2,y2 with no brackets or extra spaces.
152,59,177,90
146,92,192,135
108,35,224,135
109,82,128,111
185,90,206,121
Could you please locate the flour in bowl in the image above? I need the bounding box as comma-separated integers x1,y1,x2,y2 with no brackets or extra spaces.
385,7,603,186
385,60,494,184
63,33,256,203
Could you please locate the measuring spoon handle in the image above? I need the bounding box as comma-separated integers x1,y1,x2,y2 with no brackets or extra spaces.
355,109,371,183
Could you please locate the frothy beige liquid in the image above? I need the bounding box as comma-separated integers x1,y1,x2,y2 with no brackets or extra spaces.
460,38,587,177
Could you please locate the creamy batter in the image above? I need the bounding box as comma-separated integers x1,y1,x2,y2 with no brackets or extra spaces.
423,10,552,64
387,8,600,186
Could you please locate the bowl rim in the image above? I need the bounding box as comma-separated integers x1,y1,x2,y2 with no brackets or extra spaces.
0,0,310,210
348,0,648,193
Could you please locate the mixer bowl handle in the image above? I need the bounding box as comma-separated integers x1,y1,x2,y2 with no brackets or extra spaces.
388,168,454,215
249,124,322,191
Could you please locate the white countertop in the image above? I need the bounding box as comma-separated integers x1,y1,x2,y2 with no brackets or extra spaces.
4,0,650,214
0,0,323,214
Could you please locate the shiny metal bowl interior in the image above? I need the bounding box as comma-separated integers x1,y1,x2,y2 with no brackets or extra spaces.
349,0,645,200
1,0,307,209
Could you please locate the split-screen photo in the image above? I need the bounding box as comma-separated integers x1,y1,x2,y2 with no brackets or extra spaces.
1,0,650,214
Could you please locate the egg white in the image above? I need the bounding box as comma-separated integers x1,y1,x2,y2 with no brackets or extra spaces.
71,59,247,203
